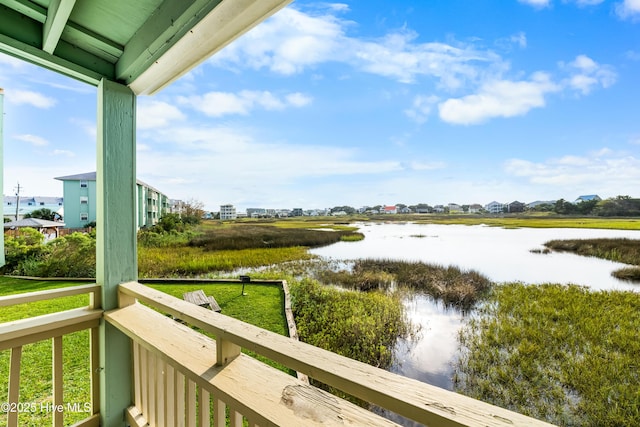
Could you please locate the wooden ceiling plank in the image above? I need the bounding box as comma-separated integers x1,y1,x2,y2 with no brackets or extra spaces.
2,0,46,23
43,0,77,54
115,0,222,82
129,0,293,95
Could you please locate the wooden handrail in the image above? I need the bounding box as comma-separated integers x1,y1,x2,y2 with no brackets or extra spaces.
0,308,102,350
118,281,555,427
0,285,103,427
0,283,101,307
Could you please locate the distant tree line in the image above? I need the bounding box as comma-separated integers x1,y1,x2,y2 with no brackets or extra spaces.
327,196,640,217
552,196,640,216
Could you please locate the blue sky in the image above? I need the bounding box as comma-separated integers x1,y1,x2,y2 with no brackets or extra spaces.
1,0,639,212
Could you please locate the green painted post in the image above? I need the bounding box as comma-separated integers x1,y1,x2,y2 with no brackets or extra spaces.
96,79,137,426
0,88,4,267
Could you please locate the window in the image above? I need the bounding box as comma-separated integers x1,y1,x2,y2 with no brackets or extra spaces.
80,180,88,188
80,213,89,221
40,202,44,206
7,202,11,206
80,196,88,204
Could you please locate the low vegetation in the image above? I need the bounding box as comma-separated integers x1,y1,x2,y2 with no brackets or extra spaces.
289,278,409,404
455,283,640,426
318,259,491,308
544,238,640,282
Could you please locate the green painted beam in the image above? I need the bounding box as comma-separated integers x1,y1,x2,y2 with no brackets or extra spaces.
115,0,222,82
96,79,136,426
43,0,77,54
2,0,46,22
0,5,114,85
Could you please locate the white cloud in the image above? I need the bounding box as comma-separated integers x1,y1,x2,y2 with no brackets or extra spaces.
210,6,503,89
504,149,640,195
616,0,640,20
438,72,560,125
7,89,56,108
404,95,439,123
178,90,312,117
137,124,404,208
564,55,616,94
14,134,49,147
137,100,185,129
286,92,313,107
518,0,551,8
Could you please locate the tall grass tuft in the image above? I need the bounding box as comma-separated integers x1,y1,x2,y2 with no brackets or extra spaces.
319,259,491,308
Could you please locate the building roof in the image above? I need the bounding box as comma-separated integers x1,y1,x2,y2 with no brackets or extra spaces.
576,195,601,201
55,171,163,194
4,218,65,228
0,0,291,95
4,196,63,204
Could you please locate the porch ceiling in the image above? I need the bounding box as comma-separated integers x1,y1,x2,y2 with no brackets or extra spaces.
0,0,292,94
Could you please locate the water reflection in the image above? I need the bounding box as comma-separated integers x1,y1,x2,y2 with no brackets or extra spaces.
309,223,640,396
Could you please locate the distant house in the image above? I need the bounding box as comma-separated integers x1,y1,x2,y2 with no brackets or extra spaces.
3,196,64,221
433,205,446,213
468,204,483,213
4,217,66,240
291,208,303,217
383,205,397,214
485,201,505,214
508,201,526,213
398,206,412,214
220,204,237,220
574,195,601,204
55,172,169,229
448,203,463,214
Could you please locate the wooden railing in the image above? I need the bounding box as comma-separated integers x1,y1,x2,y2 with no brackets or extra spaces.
0,284,102,427
108,281,555,427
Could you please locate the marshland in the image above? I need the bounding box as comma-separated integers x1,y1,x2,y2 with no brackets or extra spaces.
2,215,640,426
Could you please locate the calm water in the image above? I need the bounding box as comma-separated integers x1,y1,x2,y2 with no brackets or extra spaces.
309,222,640,391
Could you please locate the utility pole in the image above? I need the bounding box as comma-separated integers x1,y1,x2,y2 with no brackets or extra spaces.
14,182,21,221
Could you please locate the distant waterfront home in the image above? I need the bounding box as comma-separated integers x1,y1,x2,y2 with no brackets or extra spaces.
485,201,506,214
383,205,398,214
574,194,601,204
468,203,484,213
3,196,63,221
220,204,237,220
448,203,463,214
508,201,526,213
55,172,169,229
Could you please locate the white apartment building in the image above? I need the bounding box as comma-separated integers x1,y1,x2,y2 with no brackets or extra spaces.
220,204,237,220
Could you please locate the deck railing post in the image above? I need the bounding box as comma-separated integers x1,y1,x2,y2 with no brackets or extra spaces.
97,78,137,426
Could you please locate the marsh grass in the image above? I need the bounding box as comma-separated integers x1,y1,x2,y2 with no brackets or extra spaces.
187,224,359,250
319,259,491,308
455,283,640,426
138,246,312,277
544,238,640,282
289,278,409,405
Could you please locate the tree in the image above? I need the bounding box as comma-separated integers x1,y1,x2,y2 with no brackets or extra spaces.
181,199,205,224
24,208,58,221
